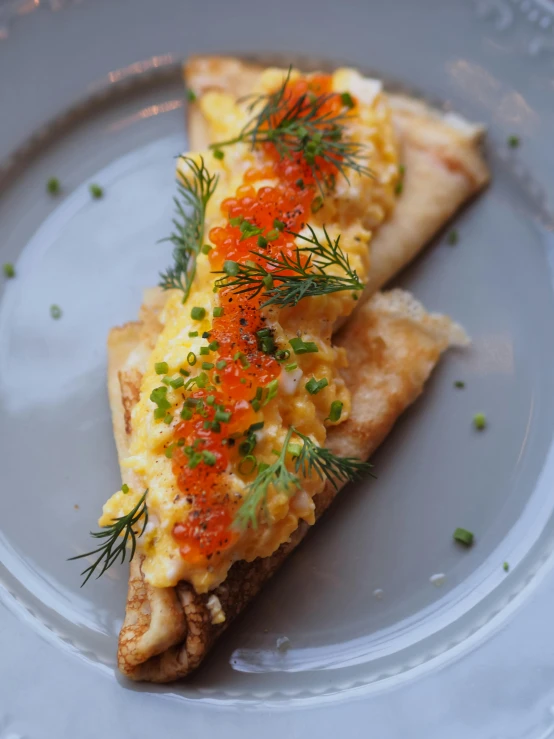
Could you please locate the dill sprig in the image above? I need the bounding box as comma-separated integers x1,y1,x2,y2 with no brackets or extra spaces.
289,429,374,489
234,427,372,529
215,225,364,309
234,429,301,530
209,68,372,188
69,490,148,586
159,156,218,303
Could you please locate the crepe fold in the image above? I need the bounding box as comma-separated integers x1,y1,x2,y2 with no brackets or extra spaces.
110,289,467,682
108,59,488,682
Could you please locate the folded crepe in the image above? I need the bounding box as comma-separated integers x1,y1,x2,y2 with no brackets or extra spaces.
105,59,488,682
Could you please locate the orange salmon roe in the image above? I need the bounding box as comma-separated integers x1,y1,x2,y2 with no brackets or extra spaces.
171,74,346,563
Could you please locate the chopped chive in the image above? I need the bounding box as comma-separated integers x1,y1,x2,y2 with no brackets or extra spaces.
213,306,224,317
185,397,201,408
453,527,474,547
229,216,243,227
203,420,211,430
473,413,487,431
287,442,302,457
206,395,215,406
249,421,264,433
238,455,257,475
196,372,208,388
395,181,403,196
326,400,343,422
180,406,193,420
121,484,129,494
274,218,285,231
186,89,197,103
188,331,198,337
199,346,210,355
240,378,247,384
305,377,328,395
209,340,219,351
213,149,225,161
89,183,104,199
503,561,510,572
161,375,171,386
311,195,323,213
257,235,268,249
202,362,214,370
190,306,206,320
50,304,62,320
163,413,173,425
202,331,211,339
289,337,318,354
223,260,240,276
251,399,261,412
46,177,61,195
154,407,166,420
187,352,197,366
447,230,459,246
275,349,290,362
285,362,298,372
202,450,217,466
340,91,355,108
201,244,212,255
508,135,520,148
169,376,185,389
215,409,231,423
216,360,227,370
296,178,305,189
179,368,190,377
266,229,279,241
165,444,175,458
3,263,15,278
155,361,169,375
399,164,406,176
454,380,465,389
263,378,279,405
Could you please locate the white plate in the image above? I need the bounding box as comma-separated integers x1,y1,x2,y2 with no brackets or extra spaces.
1,1,554,736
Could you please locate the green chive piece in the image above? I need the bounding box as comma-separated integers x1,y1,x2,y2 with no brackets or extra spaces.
287,442,302,457
249,421,264,433
453,527,474,547
395,181,403,196
213,149,225,160
202,450,217,466
454,380,465,389
399,164,406,176
179,368,190,377
180,406,193,420
215,409,231,423
191,306,206,320
238,455,257,475
188,331,198,337
186,89,197,103
163,413,173,425
285,362,298,372
503,561,510,572
508,135,520,148
216,360,227,370
296,178,305,189
89,183,104,199
263,379,279,405
199,346,210,356
201,244,212,255
206,395,215,406
202,362,214,370
196,372,208,388
165,444,175,458
169,376,185,389
46,177,61,195
121,484,129,494
289,337,318,354
266,229,279,241
305,377,328,395
155,361,169,375
274,218,285,231
223,260,240,276
311,195,324,213
187,352,197,366
447,230,459,246
240,378,247,384
251,399,261,412
3,263,15,278
257,235,268,249
213,306,224,317
153,407,166,419
50,304,62,320
340,91,355,108
327,400,343,422
209,340,219,351
473,413,487,431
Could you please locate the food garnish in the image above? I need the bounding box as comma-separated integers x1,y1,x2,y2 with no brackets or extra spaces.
47,177,61,195
89,183,104,199
50,304,62,320
158,156,218,304
507,135,520,148
453,527,474,547
3,263,15,278
69,490,148,586
214,225,364,308
473,412,486,430
208,68,372,188
447,229,459,245
454,380,465,388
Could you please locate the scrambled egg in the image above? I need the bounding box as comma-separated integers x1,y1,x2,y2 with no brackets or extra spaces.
101,67,399,593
